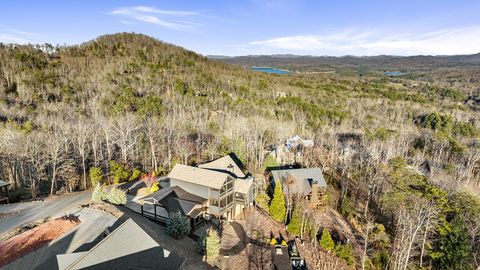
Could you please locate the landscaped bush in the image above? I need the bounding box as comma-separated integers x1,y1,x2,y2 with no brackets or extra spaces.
166,211,191,239
109,160,130,184
89,166,103,187
92,184,107,202
129,168,143,182
106,186,127,205
205,228,220,261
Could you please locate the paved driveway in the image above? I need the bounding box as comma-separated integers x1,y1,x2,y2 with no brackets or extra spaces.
0,191,92,236
3,207,117,270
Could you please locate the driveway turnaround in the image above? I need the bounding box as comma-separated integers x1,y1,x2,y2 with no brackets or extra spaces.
0,191,92,236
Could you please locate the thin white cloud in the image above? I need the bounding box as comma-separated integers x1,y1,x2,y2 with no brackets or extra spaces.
111,6,199,30
249,26,480,56
0,28,44,44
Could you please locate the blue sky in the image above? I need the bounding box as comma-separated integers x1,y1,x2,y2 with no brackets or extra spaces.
1,0,480,56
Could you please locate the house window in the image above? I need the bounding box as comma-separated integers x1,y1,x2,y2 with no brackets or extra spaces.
210,197,219,207
220,197,226,208
235,193,245,200
227,193,233,205
226,179,234,190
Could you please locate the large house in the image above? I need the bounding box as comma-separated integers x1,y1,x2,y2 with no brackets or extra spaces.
168,164,236,221
167,154,256,222
135,154,256,224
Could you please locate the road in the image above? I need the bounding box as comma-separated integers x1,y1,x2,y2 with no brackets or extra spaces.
0,191,92,236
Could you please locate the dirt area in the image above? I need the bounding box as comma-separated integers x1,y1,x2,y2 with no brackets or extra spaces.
0,216,80,267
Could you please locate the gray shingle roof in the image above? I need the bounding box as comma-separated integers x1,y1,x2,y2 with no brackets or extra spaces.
271,168,326,196
58,219,184,270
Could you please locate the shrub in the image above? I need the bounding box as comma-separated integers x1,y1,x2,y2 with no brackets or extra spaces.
109,160,129,184
334,243,355,266
129,168,143,182
92,184,107,202
269,180,286,222
166,211,191,239
320,229,335,252
205,228,220,261
339,196,353,218
149,182,160,193
107,187,127,205
197,234,206,255
89,166,103,187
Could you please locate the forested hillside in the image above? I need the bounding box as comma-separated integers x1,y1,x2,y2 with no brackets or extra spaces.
0,33,479,269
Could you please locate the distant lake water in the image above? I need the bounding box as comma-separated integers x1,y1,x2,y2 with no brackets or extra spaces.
252,67,290,74
384,71,405,76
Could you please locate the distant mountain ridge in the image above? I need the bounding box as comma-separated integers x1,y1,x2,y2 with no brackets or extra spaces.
210,53,480,72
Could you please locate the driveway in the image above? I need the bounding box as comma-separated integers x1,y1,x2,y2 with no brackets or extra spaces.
3,207,117,270
0,191,92,236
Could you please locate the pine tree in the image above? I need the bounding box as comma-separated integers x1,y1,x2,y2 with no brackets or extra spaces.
269,180,286,222
287,207,302,236
205,228,220,262
166,211,191,239
320,229,335,252
107,186,127,205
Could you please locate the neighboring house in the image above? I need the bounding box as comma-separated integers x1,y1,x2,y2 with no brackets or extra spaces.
56,218,184,270
168,164,236,221
270,168,327,208
268,135,314,164
199,153,256,216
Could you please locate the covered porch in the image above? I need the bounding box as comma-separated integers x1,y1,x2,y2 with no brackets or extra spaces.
136,186,208,231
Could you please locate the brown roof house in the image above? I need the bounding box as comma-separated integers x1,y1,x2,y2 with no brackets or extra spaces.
164,153,256,222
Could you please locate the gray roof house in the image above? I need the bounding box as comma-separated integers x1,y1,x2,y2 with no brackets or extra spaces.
56,218,184,270
271,168,327,208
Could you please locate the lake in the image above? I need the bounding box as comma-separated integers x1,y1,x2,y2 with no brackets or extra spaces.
384,71,405,76
252,67,290,74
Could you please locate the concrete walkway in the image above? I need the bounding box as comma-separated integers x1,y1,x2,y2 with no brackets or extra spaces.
0,191,92,236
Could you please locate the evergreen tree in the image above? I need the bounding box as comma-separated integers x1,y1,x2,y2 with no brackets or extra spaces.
106,186,127,205
91,183,107,202
287,207,302,236
320,229,335,252
269,180,286,222
166,211,191,239
205,228,220,262
89,166,103,188
433,218,473,270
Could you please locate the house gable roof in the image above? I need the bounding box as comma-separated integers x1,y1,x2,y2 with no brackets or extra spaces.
198,153,246,179
168,164,231,189
60,219,184,270
271,168,326,196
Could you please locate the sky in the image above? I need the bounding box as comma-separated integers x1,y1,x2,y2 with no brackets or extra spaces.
1,0,480,56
